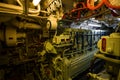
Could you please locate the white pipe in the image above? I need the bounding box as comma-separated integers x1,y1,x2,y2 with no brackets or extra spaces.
0,1,40,15
0,8,22,14
16,0,41,14
0,2,23,11
28,4,41,14
16,0,23,7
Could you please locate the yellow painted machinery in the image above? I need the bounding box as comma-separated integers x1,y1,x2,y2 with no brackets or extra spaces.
0,0,112,80
88,31,120,80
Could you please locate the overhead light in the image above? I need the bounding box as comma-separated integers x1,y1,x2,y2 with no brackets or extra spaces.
88,23,101,27
33,0,41,6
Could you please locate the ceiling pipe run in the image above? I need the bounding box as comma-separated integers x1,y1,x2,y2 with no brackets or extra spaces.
103,0,120,9
87,0,104,10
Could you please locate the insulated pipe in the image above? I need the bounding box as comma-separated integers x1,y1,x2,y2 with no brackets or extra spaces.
103,0,120,9
12,20,41,29
87,0,104,10
0,2,23,11
17,0,41,14
0,1,40,15
103,0,120,16
64,2,87,20
23,0,29,15
94,52,120,64
17,22,41,29
71,2,87,15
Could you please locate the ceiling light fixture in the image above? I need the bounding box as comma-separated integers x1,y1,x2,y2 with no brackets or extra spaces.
33,0,41,6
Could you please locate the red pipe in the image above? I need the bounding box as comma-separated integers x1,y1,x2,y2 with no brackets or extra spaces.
71,2,87,19
87,0,104,10
75,2,86,8
103,0,120,9
71,2,87,12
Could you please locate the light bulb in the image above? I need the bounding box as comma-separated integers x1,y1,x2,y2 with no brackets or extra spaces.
33,0,41,6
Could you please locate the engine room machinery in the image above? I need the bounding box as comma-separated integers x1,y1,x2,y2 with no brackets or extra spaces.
88,25,120,80
0,0,113,80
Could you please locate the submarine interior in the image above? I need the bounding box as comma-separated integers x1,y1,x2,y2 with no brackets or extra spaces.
0,0,120,80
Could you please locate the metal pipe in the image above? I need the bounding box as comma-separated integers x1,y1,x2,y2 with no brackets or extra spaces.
0,2,22,10
62,48,70,58
0,1,40,15
23,0,29,15
12,20,41,29
17,0,41,14
94,51,120,64
88,72,109,80
103,0,120,9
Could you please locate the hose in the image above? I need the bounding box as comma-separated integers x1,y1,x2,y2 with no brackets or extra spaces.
0,0,40,16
